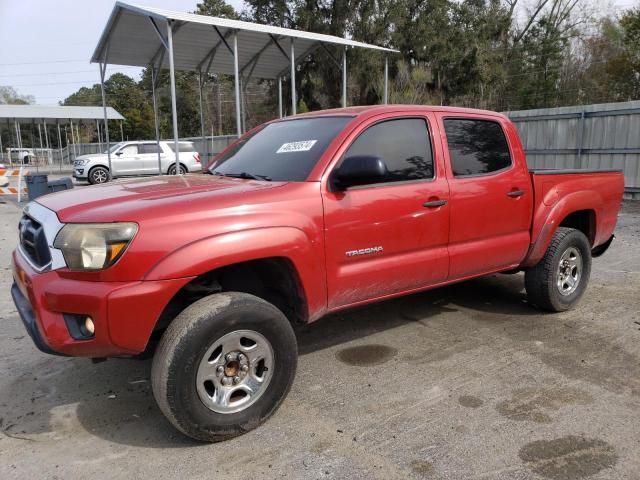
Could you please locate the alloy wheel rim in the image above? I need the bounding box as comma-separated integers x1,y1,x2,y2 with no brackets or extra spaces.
196,329,274,414
93,170,107,183
556,246,582,296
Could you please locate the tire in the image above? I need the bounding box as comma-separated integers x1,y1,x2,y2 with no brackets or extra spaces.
525,227,592,312
167,163,187,175
88,166,110,184
151,292,298,442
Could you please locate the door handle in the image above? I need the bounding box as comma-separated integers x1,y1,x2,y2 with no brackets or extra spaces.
423,199,447,208
507,190,525,198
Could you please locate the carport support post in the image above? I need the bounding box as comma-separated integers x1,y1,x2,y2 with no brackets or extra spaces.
384,56,389,104
290,38,296,115
56,122,63,172
151,65,162,174
233,31,242,138
96,120,102,153
37,123,43,153
98,58,112,179
120,121,124,142
43,120,51,169
69,119,77,161
15,121,22,202
167,20,181,174
198,70,206,163
278,76,283,118
342,47,347,108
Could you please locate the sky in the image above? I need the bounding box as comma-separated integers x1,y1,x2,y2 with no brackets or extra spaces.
0,0,637,106
0,0,246,105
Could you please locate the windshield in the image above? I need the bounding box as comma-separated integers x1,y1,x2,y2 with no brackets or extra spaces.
210,116,352,182
104,142,125,154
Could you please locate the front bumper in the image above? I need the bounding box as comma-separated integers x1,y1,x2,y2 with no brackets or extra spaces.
11,283,62,356
72,168,86,179
11,249,191,357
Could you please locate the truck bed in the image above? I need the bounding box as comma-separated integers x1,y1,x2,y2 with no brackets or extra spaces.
525,168,625,266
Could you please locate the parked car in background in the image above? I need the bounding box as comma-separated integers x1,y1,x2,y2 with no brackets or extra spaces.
73,140,201,184
6,148,35,164
11,105,624,442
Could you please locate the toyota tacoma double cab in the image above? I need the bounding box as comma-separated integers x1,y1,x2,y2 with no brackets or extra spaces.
11,105,624,442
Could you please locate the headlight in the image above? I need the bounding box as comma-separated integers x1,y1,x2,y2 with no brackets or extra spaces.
53,223,138,270
75,159,87,166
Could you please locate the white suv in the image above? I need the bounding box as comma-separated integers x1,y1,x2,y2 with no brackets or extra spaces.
73,141,201,184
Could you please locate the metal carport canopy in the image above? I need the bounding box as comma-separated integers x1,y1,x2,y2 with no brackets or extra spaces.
0,105,125,182
90,2,397,180
0,105,124,124
90,2,398,78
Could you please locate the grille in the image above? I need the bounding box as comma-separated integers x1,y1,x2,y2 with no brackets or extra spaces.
18,215,52,269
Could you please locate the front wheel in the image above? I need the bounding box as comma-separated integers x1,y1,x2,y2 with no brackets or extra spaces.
88,166,110,184
167,163,187,175
151,292,298,442
525,227,592,312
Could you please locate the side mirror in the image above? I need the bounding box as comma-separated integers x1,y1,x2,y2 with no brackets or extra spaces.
332,155,388,190
115,151,123,156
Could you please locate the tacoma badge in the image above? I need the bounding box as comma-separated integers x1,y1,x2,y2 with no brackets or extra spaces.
345,246,384,257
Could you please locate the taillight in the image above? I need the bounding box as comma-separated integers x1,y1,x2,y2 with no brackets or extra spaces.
194,152,201,163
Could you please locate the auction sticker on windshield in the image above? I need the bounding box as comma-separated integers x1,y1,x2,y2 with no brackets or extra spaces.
276,140,317,154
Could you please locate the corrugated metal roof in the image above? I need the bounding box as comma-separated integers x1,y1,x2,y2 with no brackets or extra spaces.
91,2,398,79
0,105,124,121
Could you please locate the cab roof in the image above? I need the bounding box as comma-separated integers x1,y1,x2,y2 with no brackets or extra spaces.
292,104,507,120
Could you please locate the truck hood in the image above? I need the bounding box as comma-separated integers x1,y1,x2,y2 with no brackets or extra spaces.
37,174,287,222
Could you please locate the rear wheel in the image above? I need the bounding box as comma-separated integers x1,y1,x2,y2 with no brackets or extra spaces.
151,292,297,442
525,227,592,312
88,166,109,184
167,163,187,175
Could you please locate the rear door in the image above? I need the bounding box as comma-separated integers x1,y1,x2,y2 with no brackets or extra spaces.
113,143,142,176
438,114,533,278
323,114,450,309
139,142,163,174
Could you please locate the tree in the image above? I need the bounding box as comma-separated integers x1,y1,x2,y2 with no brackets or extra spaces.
57,0,640,141
0,86,35,105
196,0,239,18
63,73,155,141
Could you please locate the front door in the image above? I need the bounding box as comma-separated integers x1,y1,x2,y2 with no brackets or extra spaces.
438,114,533,278
113,143,143,176
323,115,450,309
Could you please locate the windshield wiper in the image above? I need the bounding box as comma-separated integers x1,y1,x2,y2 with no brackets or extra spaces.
213,171,272,181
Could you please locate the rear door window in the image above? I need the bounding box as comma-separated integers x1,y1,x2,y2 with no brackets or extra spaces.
444,119,512,177
141,143,160,154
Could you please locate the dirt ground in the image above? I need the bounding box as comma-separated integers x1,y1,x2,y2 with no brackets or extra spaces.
0,198,639,480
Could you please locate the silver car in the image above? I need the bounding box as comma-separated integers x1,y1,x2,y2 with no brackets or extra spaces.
73,141,202,184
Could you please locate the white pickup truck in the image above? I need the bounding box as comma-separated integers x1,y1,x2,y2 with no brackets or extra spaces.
73,140,202,184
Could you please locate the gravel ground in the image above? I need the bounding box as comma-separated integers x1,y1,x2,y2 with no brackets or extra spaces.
0,199,638,480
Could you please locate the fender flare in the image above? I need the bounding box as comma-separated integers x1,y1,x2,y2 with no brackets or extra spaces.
522,190,600,267
143,226,326,317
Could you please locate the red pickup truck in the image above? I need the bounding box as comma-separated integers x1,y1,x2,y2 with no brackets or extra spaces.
11,105,623,441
